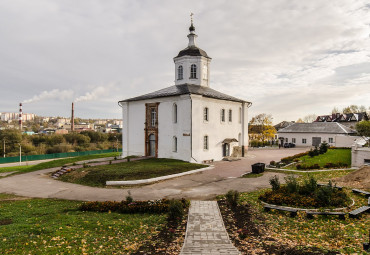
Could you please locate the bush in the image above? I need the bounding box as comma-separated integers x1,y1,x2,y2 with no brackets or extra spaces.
296,164,302,170
269,160,276,166
285,175,299,193
281,152,309,163
226,190,240,207
300,176,317,195
269,175,280,191
319,141,329,154
168,199,184,221
126,191,133,203
80,198,189,215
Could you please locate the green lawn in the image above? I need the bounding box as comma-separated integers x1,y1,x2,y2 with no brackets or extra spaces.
0,152,121,174
60,158,207,187
285,148,351,170
238,170,370,254
0,195,166,254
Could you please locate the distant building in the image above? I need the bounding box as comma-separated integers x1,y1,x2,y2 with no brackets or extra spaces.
314,112,369,129
0,112,35,121
278,122,355,147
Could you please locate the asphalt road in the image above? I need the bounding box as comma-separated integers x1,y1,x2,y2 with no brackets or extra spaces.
0,147,309,201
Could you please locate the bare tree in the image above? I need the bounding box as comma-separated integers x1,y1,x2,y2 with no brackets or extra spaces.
303,114,317,123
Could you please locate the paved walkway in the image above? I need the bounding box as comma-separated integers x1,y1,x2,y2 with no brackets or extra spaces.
180,201,240,255
0,148,309,201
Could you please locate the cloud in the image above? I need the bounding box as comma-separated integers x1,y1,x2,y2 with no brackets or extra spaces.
0,0,369,120
23,89,74,104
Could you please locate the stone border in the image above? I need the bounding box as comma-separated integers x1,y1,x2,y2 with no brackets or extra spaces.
106,165,214,186
260,198,355,212
265,167,358,173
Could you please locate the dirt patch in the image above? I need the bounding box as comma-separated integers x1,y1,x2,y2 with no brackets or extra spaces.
218,199,339,255
131,210,188,255
334,166,370,190
0,218,12,225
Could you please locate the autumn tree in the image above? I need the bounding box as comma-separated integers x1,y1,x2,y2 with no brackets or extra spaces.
249,113,276,141
356,120,370,138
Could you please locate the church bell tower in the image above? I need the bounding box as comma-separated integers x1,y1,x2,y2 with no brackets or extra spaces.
173,14,212,87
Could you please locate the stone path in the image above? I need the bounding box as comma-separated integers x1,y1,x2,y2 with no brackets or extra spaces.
180,201,240,255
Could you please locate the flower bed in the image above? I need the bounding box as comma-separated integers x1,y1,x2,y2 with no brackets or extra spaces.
259,175,351,208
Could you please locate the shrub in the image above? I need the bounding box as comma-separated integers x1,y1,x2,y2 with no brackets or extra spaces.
281,152,309,163
308,149,315,158
126,191,133,203
226,190,240,207
269,175,280,191
269,160,276,166
300,176,317,195
296,164,302,170
319,141,329,154
285,175,299,193
168,199,184,221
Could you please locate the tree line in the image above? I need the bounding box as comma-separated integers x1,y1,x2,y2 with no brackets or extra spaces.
0,130,122,157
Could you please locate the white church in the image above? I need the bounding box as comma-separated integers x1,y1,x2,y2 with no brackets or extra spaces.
119,20,251,163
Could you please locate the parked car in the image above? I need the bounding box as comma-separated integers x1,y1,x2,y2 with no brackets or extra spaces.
283,143,296,148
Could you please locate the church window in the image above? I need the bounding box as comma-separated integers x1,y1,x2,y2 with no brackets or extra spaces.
151,108,156,127
178,65,183,80
173,136,177,152
229,109,232,122
203,107,209,121
203,135,208,150
221,109,225,122
173,103,177,123
190,64,197,79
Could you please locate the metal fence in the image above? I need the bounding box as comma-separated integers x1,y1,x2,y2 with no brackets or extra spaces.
0,149,122,164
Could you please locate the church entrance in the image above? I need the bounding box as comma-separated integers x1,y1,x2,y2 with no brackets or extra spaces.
222,143,230,157
149,134,156,157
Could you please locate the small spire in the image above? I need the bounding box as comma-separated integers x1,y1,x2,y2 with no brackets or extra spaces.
189,12,195,32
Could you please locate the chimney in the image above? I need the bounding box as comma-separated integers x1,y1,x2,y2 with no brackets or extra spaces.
71,102,75,132
19,103,23,131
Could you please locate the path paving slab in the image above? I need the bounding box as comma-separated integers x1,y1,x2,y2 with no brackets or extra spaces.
180,200,240,255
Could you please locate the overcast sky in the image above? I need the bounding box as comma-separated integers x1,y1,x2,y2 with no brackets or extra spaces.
0,0,369,124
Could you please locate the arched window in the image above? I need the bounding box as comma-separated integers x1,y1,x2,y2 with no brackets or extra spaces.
178,65,183,80
203,135,208,150
220,109,225,122
173,103,177,123
173,136,177,152
151,108,156,127
203,107,209,121
190,64,197,79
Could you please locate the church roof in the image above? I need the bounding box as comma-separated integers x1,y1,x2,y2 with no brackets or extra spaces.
119,84,249,103
278,122,355,134
175,46,211,59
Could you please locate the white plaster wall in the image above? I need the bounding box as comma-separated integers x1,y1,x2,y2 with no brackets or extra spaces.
335,135,362,148
277,132,348,147
157,95,192,161
351,146,370,167
121,96,192,161
191,95,248,162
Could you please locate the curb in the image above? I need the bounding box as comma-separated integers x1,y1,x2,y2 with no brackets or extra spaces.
265,167,358,173
106,165,214,186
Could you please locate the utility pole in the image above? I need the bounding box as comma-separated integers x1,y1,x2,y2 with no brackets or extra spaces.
19,143,22,165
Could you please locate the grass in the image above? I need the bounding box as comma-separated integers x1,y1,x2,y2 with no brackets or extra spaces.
0,152,121,174
0,195,166,254
284,148,351,170
242,173,264,178
239,170,370,254
60,158,207,187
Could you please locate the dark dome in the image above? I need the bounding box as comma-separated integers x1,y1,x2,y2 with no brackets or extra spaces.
175,46,210,59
